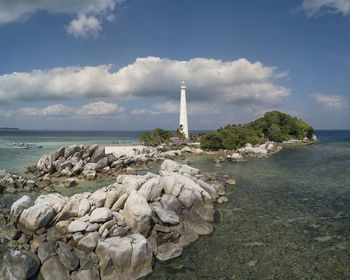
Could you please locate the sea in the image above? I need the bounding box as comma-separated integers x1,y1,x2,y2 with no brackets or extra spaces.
0,130,349,279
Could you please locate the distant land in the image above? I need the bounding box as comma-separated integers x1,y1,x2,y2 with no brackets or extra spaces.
0,127,20,131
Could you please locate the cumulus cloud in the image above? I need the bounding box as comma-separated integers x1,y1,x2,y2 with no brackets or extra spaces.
1,101,124,118
310,93,349,108
0,0,125,38
0,57,289,106
131,101,220,116
301,0,350,16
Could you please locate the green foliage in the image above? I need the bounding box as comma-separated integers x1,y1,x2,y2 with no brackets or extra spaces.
176,125,186,140
157,147,169,153
139,128,173,146
200,111,315,150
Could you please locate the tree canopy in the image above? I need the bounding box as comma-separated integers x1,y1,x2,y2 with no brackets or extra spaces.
200,111,315,150
139,128,173,146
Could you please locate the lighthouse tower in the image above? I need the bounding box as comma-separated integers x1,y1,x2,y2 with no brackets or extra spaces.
179,81,189,139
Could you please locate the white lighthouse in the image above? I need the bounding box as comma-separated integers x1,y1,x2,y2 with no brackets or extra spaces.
179,81,189,139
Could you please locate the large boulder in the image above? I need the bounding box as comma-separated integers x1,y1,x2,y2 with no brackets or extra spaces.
68,220,89,233
96,234,153,280
137,177,163,202
55,199,80,222
64,144,81,159
18,203,55,232
90,146,105,163
10,195,32,224
40,256,70,280
160,159,179,173
37,155,54,173
77,232,100,253
124,191,152,236
153,206,180,225
35,193,68,213
89,208,112,223
0,250,40,280
90,190,107,208
96,157,109,170
53,147,65,161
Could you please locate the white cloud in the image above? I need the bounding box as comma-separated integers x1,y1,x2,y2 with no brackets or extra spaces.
0,57,289,106
310,93,349,108
66,14,102,39
301,0,350,16
0,0,125,38
131,101,220,116
1,101,124,118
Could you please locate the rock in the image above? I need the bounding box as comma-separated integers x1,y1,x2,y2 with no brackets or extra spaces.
96,157,109,170
179,230,199,248
124,191,152,236
111,193,128,211
89,207,112,223
98,220,115,236
78,198,91,217
18,203,55,232
126,167,136,174
96,234,153,280
86,223,99,232
104,190,119,208
230,153,243,160
54,147,65,160
72,269,100,280
59,249,79,271
90,189,107,207
37,155,54,173
153,206,180,225
85,170,96,180
2,224,20,241
72,160,84,175
178,187,195,209
160,194,182,214
84,163,97,171
85,144,98,157
30,234,46,251
183,209,213,235
156,242,182,262
40,256,70,280
0,250,40,280
138,178,163,202
10,195,32,223
218,196,228,204
73,232,84,241
68,220,88,233
225,178,236,185
55,199,80,222
38,242,57,264
35,193,68,213
179,164,199,175
64,178,77,187
64,144,81,159
154,224,170,233
90,146,105,163
161,175,179,196
77,232,100,252
161,159,179,173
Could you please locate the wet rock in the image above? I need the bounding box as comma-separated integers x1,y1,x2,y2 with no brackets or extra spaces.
179,230,199,248
183,209,213,235
40,256,70,280
64,178,77,187
156,242,182,262
18,203,55,232
0,250,40,280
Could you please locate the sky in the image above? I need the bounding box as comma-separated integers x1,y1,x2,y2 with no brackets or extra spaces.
0,0,349,130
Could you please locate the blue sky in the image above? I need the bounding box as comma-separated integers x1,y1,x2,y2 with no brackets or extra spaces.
0,0,349,130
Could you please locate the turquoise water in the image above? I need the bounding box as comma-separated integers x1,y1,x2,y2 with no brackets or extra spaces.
1,130,350,279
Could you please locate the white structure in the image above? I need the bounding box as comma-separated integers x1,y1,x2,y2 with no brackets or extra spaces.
179,81,189,139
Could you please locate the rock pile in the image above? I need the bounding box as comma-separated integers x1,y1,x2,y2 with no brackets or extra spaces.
1,159,225,280
31,144,202,182
0,169,36,193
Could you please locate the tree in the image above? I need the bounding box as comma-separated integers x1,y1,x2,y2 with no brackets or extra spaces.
176,125,186,140
139,128,173,146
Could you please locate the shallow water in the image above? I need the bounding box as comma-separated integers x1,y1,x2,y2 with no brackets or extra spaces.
1,130,349,279
146,131,350,279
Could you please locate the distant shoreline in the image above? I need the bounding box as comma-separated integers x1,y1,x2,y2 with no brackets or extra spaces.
0,127,19,131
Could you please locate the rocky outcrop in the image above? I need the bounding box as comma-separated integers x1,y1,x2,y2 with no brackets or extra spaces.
0,170,37,193
1,159,226,280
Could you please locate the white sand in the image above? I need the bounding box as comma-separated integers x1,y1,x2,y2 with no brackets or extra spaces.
105,145,145,157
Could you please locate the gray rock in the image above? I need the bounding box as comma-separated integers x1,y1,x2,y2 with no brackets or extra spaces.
68,220,88,233
124,191,152,236
10,195,32,223
40,256,70,280
19,203,55,232
96,157,109,170
0,250,40,280
38,242,57,264
90,189,107,207
72,160,84,175
183,209,213,235
35,193,68,213
85,144,98,157
160,159,179,172
55,199,79,222
78,198,91,217
138,178,163,202
104,190,119,208
86,223,99,232
111,193,128,211
36,155,54,173
72,270,100,280
77,232,100,253
160,194,182,214
89,207,112,223
53,147,65,160
179,230,199,248
64,144,81,159
64,178,77,187
153,206,180,225
178,187,195,209
59,249,79,271
156,242,182,262
84,170,96,180
90,146,105,163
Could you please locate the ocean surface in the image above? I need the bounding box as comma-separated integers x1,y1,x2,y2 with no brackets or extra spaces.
1,130,349,279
